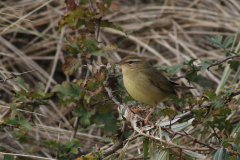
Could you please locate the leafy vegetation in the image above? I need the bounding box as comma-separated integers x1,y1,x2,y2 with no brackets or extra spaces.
1,0,240,160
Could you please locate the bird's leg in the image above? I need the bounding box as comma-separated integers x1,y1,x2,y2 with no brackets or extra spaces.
144,105,157,125
127,105,147,116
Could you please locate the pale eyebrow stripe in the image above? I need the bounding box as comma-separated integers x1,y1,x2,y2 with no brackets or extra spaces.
125,59,141,62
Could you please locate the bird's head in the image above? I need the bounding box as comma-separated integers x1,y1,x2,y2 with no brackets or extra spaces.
116,55,150,73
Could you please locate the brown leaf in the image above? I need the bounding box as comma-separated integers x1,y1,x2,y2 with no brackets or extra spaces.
65,0,78,11
228,99,239,111
62,56,81,75
91,86,103,97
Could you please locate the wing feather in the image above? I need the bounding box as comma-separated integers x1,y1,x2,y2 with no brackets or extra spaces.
139,67,178,96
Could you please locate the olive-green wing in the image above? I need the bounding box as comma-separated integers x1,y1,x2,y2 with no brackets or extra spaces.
139,67,178,96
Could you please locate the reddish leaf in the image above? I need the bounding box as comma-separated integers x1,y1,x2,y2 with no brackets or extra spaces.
95,2,109,18
62,56,81,75
65,0,78,11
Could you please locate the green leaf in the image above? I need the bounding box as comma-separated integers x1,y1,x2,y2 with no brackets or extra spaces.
17,90,28,96
224,149,229,160
213,147,223,160
228,60,240,69
66,43,81,54
44,140,62,150
226,51,231,56
206,35,223,48
204,89,216,100
7,117,19,125
162,108,175,119
90,50,105,56
192,109,207,118
200,81,212,88
65,139,75,148
74,107,95,126
4,155,14,160
214,35,223,48
21,119,32,130
59,98,77,106
229,142,240,152
101,20,123,31
72,139,81,148
15,77,30,91
223,36,233,49
186,72,199,83
94,111,119,134
62,56,82,75
58,5,87,31
200,59,214,72
183,59,197,66
158,63,183,76
52,82,82,99
143,138,149,160
69,147,78,154
36,83,45,97
212,97,224,108
83,38,100,53
170,63,183,75
167,63,183,75
182,149,206,159
29,83,48,98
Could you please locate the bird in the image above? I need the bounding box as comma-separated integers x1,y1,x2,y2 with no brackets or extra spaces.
116,55,193,125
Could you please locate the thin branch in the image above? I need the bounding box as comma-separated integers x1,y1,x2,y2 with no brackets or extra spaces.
70,117,80,140
0,70,36,83
207,53,240,69
0,143,23,154
103,134,125,157
171,54,240,80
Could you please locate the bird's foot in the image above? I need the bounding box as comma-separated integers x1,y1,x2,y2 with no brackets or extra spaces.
144,114,151,125
127,105,147,116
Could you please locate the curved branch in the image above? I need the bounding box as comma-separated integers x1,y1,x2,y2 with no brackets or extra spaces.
171,54,240,80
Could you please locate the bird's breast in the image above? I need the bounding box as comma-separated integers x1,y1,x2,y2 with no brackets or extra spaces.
123,72,170,106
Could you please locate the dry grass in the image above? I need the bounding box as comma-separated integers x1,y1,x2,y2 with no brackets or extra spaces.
0,0,240,159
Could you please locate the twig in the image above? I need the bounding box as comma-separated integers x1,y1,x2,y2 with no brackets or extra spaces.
1,108,12,119
103,134,125,157
0,70,36,83
207,53,240,69
171,54,240,80
70,117,80,140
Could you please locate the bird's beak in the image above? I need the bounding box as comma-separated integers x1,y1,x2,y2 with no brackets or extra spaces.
115,61,122,65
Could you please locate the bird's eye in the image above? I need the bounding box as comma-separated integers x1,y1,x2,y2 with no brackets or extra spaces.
128,61,133,64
